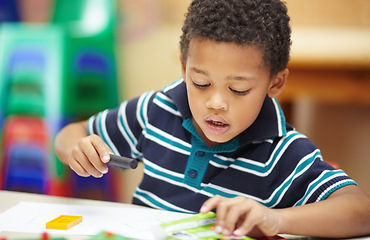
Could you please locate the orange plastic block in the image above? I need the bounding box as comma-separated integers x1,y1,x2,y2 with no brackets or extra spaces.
46,215,82,230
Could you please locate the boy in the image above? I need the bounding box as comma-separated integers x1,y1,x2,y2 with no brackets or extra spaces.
55,0,370,238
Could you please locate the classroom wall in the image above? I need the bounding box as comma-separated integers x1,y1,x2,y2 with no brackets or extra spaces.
118,0,370,97
286,0,370,194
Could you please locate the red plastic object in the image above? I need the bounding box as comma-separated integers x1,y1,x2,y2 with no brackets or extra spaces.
2,115,49,147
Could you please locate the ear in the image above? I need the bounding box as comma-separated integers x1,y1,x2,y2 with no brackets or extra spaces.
267,68,289,98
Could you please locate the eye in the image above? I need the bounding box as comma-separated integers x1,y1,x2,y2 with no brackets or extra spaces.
229,87,250,96
192,81,210,89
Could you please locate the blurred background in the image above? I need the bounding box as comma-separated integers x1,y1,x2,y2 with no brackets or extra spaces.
0,0,369,203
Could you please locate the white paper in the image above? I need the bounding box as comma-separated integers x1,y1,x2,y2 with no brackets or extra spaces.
0,201,193,239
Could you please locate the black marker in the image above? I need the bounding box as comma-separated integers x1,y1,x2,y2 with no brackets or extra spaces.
108,154,139,169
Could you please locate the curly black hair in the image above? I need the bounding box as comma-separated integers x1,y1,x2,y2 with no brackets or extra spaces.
180,0,291,77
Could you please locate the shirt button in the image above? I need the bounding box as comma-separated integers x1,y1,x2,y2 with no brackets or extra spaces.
195,151,205,157
188,169,198,179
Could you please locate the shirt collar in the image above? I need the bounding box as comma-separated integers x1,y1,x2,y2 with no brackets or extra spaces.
237,96,287,146
163,79,192,119
164,78,287,148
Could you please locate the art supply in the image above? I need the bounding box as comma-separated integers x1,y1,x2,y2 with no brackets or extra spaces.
108,154,138,169
46,215,82,230
152,212,254,240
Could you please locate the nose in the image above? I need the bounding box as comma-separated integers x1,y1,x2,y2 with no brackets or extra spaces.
206,92,228,110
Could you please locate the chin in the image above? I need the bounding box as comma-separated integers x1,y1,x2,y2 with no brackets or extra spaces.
205,135,232,146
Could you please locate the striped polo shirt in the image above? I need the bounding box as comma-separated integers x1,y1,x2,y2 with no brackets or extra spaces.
88,79,356,213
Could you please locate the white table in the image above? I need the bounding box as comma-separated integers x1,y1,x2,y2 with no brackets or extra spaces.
0,190,147,240
0,190,368,240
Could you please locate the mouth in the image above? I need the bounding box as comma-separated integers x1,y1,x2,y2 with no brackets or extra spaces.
205,116,230,135
207,120,228,127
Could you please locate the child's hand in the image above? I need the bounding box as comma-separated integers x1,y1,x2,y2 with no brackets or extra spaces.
68,134,112,178
200,195,282,238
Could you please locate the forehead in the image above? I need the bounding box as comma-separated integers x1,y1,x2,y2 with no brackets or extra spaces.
187,38,268,73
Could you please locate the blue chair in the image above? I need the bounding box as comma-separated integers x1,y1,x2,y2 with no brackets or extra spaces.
0,23,67,188
3,143,49,194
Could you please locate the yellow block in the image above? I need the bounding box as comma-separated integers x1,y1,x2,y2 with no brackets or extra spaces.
46,215,82,230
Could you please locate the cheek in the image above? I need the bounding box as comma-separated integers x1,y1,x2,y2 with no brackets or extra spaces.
186,87,201,113
232,96,265,127
235,110,256,129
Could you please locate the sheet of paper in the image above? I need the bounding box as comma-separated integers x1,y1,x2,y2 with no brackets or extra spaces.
0,201,193,239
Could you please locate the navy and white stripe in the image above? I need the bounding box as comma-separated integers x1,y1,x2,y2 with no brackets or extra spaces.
88,79,357,213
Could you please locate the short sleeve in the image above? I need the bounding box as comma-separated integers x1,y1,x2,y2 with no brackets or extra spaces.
272,133,357,207
87,95,145,159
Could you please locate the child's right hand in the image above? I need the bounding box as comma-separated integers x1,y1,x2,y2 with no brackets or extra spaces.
67,134,113,178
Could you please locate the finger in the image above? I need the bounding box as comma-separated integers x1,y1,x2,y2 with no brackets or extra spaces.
233,207,263,237
68,150,94,177
221,197,250,236
222,198,250,236
200,195,224,213
210,196,238,235
80,152,105,178
233,203,280,238
200,195,228,234
69,157,90,177
71,145,105,178
90,134,113,163
215,197,233,231
79,135,110,175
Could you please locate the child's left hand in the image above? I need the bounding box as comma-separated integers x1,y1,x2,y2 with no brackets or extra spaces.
200,195,282,238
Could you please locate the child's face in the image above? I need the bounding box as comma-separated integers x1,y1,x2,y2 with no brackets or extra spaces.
181,38,284,146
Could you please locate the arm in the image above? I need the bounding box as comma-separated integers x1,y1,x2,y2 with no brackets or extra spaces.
54,121,113,178
200,185,370,238
278,185,370,238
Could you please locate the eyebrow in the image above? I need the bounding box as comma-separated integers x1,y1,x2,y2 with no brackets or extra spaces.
226,75,256,81
191,67,255,81
190,67,208,76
